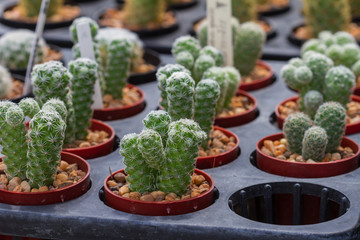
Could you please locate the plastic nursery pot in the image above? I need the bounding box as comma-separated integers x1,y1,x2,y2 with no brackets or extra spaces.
0,3,81,30
102,169,215,216
196,126,240,169
214,90,258,128
275,95,360,135
92,84,146,121
0,152,90,205
128,49,161,85
256,133,360,178
239,60,275,91
62,119,115,159
354,86,360,96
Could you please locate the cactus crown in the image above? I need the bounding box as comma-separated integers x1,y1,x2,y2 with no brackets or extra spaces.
120,112,206,195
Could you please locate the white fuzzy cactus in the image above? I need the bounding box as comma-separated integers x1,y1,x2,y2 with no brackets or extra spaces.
0,65,13,99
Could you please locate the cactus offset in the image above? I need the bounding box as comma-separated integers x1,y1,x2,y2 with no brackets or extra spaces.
223,67,241,109
283,113,313,154
0,65,13,99
303,90,323,119
138,129,166,170
193,54,216,84
314,102,346,153
232,0,257,23
302,126,328,162
143,110,171,147
19,98,40,118
172,36,201,71
42,98,67,121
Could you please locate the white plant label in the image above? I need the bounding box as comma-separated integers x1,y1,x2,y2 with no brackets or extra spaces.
77,22,104,109
23,0,50,95
207,0,233,66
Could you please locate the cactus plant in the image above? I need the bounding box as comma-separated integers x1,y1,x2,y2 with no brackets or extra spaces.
232,0,257,23
0,30,48,70
314,102,346,153
143,110,171,146
283,112,313,154
302,126,328,162
42,98,67,121
18,0,64,18
19,98,40,118
123,0,166,28
303,90,323,119
68,58,98,140
172,36,201,71
0,65,13,99
32,61,75,144
303,0,351,37
138,129,166,170
70,17,99,43
223,67,241,109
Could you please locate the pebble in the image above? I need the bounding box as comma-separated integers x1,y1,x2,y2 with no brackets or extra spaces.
119,185,130,195
295,156,304,162
306,159,316,163
59,161,69,171
56,173,69,182
331,153,341,161
264,140,276,154
212,138,224,148
107,180,117,188
140,194,154,202
8,177,21,191
129,192,141,200
0,163,6,172
150,191,166,201
20,181,30,192
192,175,205,186
114,172,126,183
38,186,49,192
66,164,78,172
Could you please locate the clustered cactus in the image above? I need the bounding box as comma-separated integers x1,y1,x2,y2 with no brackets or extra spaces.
283,102,346,162
281,51,355,118
303,0,351,37
196,19,266,76
0,65,13,99
0,30,48,70
18,0,64,18
120,111,206,195
0,98,66,188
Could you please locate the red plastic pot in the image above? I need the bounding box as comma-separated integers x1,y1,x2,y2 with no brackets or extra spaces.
0,152,90,205
214,90,258,128
196,126,240,169
354,86,360,96
256,133,360,178
92,84,146,121
62,119,115,159
239,60,274,91
276,95,360,135
103,169,215,216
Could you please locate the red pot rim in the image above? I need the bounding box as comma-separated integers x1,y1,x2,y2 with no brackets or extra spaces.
239,60,274,90
256,133,360,166
275,95,360,134
196,126,239,168
0,151,90,204
214,90,258,127
94,84,145,112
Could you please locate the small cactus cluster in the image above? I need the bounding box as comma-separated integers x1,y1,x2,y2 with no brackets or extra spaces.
0,30,48,70
171,36,224,83
0,98,66,188
18,0,64,18
281,51,355,117
122,0,166,29
196,19,266,76
120,111,206,195
0,65,13,99
283,102,346,162
303,0,351,37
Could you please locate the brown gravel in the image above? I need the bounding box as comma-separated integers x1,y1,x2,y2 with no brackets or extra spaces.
294,23,360,41
102,87,141,109
44,46,63,63
257,0,289,13
278,99,360,125
64,129,110,149
99,8,177,31
131,61,155,75
217,95,254,118
1,78,23,100
241,64,272,83
3,5,81,23
107,171,210,202
198,129,237,157
0,160,85,192
261,138,355,163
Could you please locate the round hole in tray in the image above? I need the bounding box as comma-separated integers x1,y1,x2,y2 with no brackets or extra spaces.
228,182,350,225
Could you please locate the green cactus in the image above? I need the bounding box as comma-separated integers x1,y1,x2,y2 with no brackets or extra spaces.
193,54,216,84
303,90,323,119
200,46,224,67
120,133,157,193
283,113,313,154
143,110,171,147
0,103,27,180
223,67,241,109
303,0,351,37
158,119,206,195
352,60,360,78
232,0,257,23
26,107,66,188
194,79,220,149
281,64,313,96
172,36,201,70
165,72,195,121
234,22,266,76
68,58,98,140
138,129,166,170
314,102,346,153
70,17,99,43
0,65,13,99
202,67,229,114
123,0,166,28
0,30,47,70
18,98,40,118
323,66,355,106
156,64,190,111
302,126,328,162
18,0,64,18
32,61,75,144
42,98,67,121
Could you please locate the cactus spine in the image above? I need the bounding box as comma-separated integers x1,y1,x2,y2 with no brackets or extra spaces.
68,58,98,140
302,126,328,162
0,65,13,99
